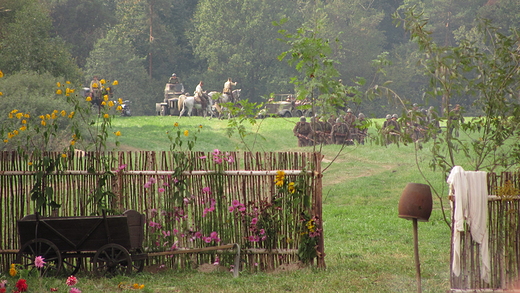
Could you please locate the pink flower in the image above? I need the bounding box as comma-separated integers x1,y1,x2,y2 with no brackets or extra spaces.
210,231,218,239
228,206,235,212
251,217,258,225
232,200,241,207
202,187,211,194
66,275,78,286
204,237,212,243
34,255,45,268
173,229,178,234
212,149,220,155
213,156,223,164
119,164,127,170
199,155,207,159
194,231,202,238
260,229,265,235
149,177,157,184
213,256,220,265
158,187,165,193
69,288,81,293
162,230,171,237
227,156,235,163
238,206,246,212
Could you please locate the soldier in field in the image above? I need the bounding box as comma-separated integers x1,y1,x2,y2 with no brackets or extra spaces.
293,116,313,147
331,118,350,145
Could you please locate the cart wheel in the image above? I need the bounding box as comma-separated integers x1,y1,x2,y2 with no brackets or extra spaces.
61,255,82,276
93,243,132,277
16,238,62,277
131,248,145,273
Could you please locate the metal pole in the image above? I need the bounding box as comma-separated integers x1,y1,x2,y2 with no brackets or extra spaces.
413,218,422,293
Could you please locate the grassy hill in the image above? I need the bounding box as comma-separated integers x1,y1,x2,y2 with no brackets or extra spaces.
101,115,451,292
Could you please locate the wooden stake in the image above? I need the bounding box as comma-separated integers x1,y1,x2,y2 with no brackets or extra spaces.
413,218,422,293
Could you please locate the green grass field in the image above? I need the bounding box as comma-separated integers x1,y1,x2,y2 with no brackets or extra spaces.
9,116,454,292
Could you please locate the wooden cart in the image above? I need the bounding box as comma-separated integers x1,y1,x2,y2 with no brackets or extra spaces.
17,210,146,277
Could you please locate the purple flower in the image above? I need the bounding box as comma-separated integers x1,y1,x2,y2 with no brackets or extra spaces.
144,182,152,188
34,255,45,268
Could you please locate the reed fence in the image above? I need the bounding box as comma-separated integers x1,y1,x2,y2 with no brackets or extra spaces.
0,151,325,272
450,172,520,292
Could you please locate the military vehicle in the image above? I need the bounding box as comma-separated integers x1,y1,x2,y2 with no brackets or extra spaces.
156,83,185,116
257,94,313,118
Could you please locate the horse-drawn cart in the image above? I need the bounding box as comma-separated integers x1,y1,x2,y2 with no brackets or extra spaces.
17,210,146,277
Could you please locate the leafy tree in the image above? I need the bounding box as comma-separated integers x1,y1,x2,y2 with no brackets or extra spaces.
0,0,81,80
111,0,200,86
84,30,153,115
189,0,299,100
318,0,388,87
50,0,118,68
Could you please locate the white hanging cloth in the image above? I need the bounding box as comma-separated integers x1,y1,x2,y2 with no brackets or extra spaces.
447,166,490,283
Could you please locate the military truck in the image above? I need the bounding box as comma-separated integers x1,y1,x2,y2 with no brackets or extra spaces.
257,94,313,118
156,83,185,116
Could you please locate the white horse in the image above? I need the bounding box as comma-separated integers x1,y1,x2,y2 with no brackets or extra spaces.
209,89,241,119
178,94,213,118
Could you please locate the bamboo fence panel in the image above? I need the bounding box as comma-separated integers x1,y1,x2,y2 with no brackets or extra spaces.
450,172,520,292
0,151,324,272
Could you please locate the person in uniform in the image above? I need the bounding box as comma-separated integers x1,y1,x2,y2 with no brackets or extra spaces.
331,118,350,145
169,73,180,84
89,76,102,107
223,78,238,102
293,116,313,147
322,116,333,144
310,116,324,145
194,81,208,110
355,113,368,145
344,109,356,129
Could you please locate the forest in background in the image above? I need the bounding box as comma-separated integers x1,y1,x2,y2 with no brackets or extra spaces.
1,0,519,117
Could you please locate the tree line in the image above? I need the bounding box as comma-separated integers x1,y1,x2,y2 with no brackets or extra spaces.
0,0,519,117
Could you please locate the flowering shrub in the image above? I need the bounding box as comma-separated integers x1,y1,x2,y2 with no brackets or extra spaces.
1,76,123,215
